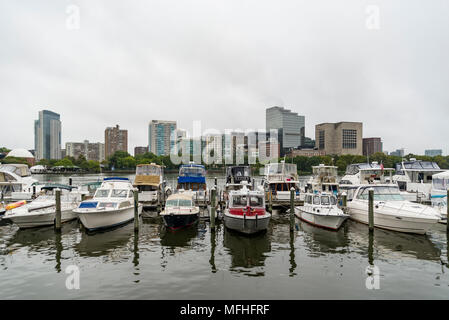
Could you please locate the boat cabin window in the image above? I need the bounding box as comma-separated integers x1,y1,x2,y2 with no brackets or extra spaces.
357,186,404,201
179,199,193,207
232,195,248,207
98,202,117,209
166,199,179,207
111,189,128,198
313,195,320,205
249,196,264,207
321,196,330,205
305,195,313,204
433,177,449,191
330,196,337,205
128,191,134,198
179,166,205,177
136,165,161,176
138,185,158,191
95,189,110,198
166,199,193,207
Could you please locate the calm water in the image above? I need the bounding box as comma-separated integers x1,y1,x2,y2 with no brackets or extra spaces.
0,173,448,299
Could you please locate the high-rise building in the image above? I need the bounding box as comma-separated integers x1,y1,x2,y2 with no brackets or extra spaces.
425,149,443,157
363,137,383,156
315,122,363,155
390,148,405,157
203,134,223,164
105,125,128,158
66,140,105,161
148,120,177,156
134,146,148,157
266,106,305,154
34,110,62,160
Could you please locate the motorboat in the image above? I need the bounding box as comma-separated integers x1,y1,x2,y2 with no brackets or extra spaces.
74,177,142,231
295,192,349,230
3,184,85,229
430,170,449,204
392,158,445,202
223,183,271,234
160,191,199,230
176,163,208,206
343,168,440,234
304,164,339,195
0,164,40,201
222,166,252,201
133,163,171,210
261,161,301,208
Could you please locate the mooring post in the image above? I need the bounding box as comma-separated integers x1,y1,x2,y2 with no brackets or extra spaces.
214,177,217,189
69,178,72,186
269,190,273,212
134,190,139,231
368,187,374,232
342,192,347,208
33,185,36,198
290,187,295,232
210,187,216,229
55,188,61,231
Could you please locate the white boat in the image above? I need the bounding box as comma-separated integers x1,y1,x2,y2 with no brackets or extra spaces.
223,183,271,234
0,164,40,201
295,192,349,230
392,158,445,202
4,184,85,229
74,177,142,231
133,163,171,210
343,167,441,234
160,191,200,230
304,164,339,195
261,161,301,207
176,163,209,206
430,171,449,204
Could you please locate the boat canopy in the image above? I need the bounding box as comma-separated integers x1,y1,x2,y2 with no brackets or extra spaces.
104,177,130,182
179,164,205,177
431,171,449,191
345,163,381,175
41,184,75,191
0,164,31,177
265,163,297,175
226,166,251,183
395,160,442,173
136,164,162,176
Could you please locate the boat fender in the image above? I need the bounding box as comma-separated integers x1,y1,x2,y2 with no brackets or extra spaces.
6,200,27,211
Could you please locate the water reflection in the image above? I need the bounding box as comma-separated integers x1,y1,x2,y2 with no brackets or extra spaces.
74,222,135,259
348,221,441,262
209,228,217,273
298,219,349,255
223,228,271,276
160,224,198,248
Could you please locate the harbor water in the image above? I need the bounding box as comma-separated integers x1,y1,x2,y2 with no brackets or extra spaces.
0,173,448,299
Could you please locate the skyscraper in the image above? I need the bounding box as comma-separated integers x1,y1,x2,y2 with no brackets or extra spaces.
148,120,177,156
34,110,62,160
363,137,383,156
266,106,305,154
105,125,128,158
315,122,363,155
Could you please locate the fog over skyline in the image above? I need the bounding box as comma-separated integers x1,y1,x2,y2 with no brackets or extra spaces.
1,0,448,155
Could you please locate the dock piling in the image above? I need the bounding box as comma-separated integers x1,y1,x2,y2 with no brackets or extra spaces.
368,188,374,232
69,178,72,186
210,187,216,229
269,190,273,212
134,190,139,231
55,188,61,231
33,185,36,198
290,187,295,232
342,192,347,208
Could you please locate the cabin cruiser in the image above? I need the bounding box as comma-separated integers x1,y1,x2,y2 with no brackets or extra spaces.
295,192,349,230
133,163,171,210
0,164,40,201
343,168,440,234
223,166,252,200
430,171,449,205
176,163,208,206
223,183,271,234
4,184,86,229
304,164,339,195
160,191,200,230
261,161,301,208
392,158,445,202
74,177,142,231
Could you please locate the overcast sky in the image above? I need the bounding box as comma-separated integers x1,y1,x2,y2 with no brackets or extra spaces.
1,0,448,155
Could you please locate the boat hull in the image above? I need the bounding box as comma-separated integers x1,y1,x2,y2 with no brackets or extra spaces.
77,205,142,231
7,209,78,229
223,212,270,234
347,204,438,234
295,207,348,230
162,213,199,230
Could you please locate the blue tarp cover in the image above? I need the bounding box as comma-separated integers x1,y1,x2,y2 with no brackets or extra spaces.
177,176,206,183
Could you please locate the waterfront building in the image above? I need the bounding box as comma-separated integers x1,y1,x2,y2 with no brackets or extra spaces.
315,122,363,155
66,140,105,161
390,148,405,157
34,110,62,160
134,146,148,157
425,149,443,157
105,125,128,158
363,137,383,156
266,106,305,154
148,120,177,156
286,149,326,158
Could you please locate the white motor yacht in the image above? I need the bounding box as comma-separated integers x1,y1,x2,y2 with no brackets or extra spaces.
4,184,85,229
0,164,40,201
295,192,349,230
74,177,142,231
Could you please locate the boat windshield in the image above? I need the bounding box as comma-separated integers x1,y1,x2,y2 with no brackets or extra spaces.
166,199,193,207
266,163,297,175
357,186,404,201
345,163,380,175
94,189,110,198
111,189,128,198
136,165,161,176
179,166,205,177
249,196,264,207
232,195,248,207
432,177,449,191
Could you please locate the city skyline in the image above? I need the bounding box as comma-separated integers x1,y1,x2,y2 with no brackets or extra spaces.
1,1,448,155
